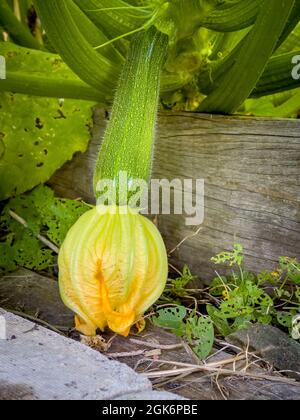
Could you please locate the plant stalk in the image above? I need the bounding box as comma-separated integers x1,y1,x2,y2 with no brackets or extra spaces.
34,0,119,96
93,27,168,203
198,0,296,114
0,71,105,103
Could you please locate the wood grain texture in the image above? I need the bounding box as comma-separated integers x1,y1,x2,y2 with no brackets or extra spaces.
50,110,300,281
0,268,74,328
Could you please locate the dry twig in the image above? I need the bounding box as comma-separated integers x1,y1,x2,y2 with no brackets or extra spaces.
168,226,202,256
109,349,161,359
9,210,60,254
129,338,184,351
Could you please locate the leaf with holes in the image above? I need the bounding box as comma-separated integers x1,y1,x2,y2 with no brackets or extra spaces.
246,281,274,309
0,92,94,200
186,315,214,360
0,185,90,274
0,43,95,200
211,243,244,267
206,304,233,337
218,289,254,319
152,305,187,336
277,312,293,329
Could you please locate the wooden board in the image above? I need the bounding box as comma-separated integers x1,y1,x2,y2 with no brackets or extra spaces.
50,110,300,281
0,268,74,328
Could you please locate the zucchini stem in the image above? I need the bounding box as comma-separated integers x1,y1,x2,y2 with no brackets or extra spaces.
93,27,168,204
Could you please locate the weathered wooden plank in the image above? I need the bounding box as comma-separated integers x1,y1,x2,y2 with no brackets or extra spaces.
50,110,300,281
0,269,73,328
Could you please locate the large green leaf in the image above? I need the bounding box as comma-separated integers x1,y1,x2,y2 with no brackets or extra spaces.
0,42,95,200
0,92,94,200
153,305,187,336
0,42,104,101
0,41,76,79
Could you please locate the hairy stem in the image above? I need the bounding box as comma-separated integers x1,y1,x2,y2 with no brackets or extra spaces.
93,27,168,203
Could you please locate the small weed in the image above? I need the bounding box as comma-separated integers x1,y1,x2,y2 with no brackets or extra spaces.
152,244,300,360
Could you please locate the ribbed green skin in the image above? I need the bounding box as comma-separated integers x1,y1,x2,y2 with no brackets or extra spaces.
277,0,300,48
34,0,119,98
201,0,262,32
253,50,300,97
198,0,296,114
93,27,168,202
0,1,43,50
67,0,124,64
199,49,300,98
74,0,152,39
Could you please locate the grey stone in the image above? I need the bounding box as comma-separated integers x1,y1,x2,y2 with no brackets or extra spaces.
0,309,180,400
227,324,300,380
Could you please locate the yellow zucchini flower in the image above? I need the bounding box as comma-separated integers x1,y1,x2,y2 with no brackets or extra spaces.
58,205,168,337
